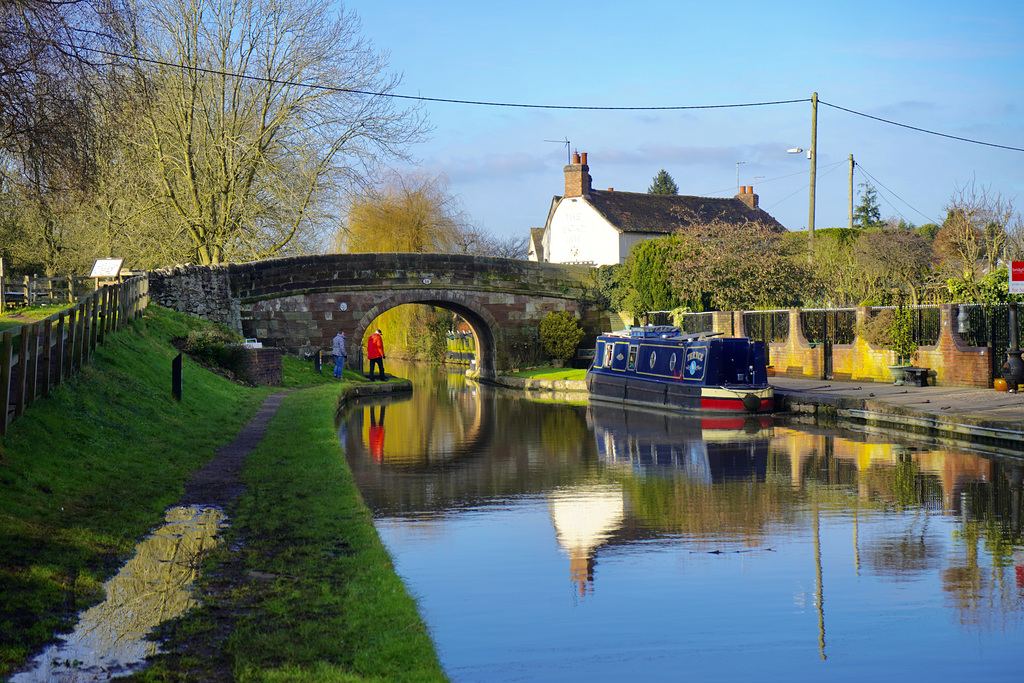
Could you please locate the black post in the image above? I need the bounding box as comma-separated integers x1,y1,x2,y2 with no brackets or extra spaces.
1001,302,1024,391
314,350,322,373
172,352,182,401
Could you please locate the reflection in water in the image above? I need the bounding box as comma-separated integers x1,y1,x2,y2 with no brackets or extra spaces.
342,364,1024,681
547,484,624,597
11,506,226,682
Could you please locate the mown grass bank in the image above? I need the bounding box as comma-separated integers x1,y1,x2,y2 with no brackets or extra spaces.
506,367,586,381
0,305,444,681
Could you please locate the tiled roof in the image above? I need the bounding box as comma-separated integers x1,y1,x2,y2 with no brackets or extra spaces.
584,189,787,234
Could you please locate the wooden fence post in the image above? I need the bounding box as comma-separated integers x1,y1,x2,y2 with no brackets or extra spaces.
55,313,65,387
1,330,11,436
42,319,52,398
25,323,38,407
15,326,27,417
97,287,107,346
72,303,83,371
89,293,98,357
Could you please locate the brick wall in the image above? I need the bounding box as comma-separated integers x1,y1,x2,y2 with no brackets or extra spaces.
724,305,992,388
243,347,282,386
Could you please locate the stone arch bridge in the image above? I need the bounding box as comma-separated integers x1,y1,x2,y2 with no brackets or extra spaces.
149,253,604,379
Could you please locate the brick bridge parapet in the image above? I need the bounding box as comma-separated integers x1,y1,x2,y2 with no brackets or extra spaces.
149,253,601,379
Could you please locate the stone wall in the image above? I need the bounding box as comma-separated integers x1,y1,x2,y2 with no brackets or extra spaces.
149,264,240,331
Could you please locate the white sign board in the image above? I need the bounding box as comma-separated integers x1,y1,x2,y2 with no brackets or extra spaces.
1011,261,1024,295
89,258,125,278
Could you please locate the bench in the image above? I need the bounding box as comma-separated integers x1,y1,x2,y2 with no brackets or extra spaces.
903,367,930,387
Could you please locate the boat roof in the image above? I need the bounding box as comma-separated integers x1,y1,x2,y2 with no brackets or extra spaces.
601,326,724,340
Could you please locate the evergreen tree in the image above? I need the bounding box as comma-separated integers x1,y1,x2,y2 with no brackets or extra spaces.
648,169,679,195
853,182,885,230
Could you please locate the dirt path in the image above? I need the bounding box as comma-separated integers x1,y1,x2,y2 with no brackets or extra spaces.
177,390,293,508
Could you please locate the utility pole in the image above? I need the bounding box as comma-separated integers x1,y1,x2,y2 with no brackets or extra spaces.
848,154,855,230
808,92,818,245
736,161,746,193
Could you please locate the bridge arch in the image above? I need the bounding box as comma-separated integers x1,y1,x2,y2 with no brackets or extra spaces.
353,289,500,379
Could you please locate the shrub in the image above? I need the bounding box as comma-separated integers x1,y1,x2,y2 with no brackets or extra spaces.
539,311,585,363
184,329,251,380
858,308,917,364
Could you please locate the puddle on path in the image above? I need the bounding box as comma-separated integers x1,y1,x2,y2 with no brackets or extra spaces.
11,505,227,682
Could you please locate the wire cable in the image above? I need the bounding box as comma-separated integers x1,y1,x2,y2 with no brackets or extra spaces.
820,99,1024,153
855,165,940,225
2,27,1020,152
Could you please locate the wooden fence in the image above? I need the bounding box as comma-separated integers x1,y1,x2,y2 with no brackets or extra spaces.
1,276,150,436
0,274,121,311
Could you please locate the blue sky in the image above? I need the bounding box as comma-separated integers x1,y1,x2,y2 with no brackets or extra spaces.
350,0,1024,241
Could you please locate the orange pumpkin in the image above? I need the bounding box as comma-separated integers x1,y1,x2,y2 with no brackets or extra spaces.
994,378,1008,391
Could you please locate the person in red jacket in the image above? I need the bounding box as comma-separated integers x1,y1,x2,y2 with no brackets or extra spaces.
367,329,385,380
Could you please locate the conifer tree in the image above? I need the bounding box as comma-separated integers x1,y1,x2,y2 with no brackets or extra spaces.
647,169,679,195
853,182,885,230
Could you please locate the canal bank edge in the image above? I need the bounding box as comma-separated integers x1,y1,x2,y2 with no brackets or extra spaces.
773,380,1024,458
488,371,1024,458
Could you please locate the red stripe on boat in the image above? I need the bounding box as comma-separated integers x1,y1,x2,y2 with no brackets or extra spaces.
700,397,746,411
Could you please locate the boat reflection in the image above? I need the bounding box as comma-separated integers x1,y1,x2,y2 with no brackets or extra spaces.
587,402,773,482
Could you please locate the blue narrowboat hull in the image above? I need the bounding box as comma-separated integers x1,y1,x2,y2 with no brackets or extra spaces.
585,326,774,414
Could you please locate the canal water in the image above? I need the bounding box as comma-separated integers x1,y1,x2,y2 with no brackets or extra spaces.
339,364,1024,682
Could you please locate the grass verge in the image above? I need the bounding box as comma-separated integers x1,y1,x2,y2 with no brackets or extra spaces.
136,384,445,682
0,305,443,681
506,367,586,381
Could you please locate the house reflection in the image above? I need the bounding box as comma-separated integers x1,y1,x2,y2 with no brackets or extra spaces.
547,484,624,597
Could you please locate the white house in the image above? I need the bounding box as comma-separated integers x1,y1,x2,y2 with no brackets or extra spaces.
531,152,787,266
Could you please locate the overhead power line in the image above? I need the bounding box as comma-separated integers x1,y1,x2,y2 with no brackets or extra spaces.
820,100,1024,153
3,27,1022,152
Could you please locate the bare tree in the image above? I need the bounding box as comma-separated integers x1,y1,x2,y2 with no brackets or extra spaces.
0,0,136,274
852,227,933,305
137,0,427,265
934,182,1015,302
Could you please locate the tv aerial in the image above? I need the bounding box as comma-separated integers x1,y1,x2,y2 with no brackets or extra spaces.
544,138,571,164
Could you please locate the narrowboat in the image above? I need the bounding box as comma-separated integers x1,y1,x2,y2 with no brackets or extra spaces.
585,325,773,414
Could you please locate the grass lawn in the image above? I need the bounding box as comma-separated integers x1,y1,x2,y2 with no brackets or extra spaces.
0,303,75,331
507,366,586,381
0,305,443,681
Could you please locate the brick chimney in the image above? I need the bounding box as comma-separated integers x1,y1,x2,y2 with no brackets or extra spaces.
564,151,592,198
735,185,758,209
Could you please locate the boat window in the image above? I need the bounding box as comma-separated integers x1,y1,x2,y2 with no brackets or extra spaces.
627,345,638,371
649,350,657,369
669,352,677,373
604,342,614,367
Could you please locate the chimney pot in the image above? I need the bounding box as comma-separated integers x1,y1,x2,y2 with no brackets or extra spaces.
581,152,588,165
572,151,580,164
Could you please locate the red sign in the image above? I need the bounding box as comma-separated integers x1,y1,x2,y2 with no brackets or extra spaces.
1011,262,1024,294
